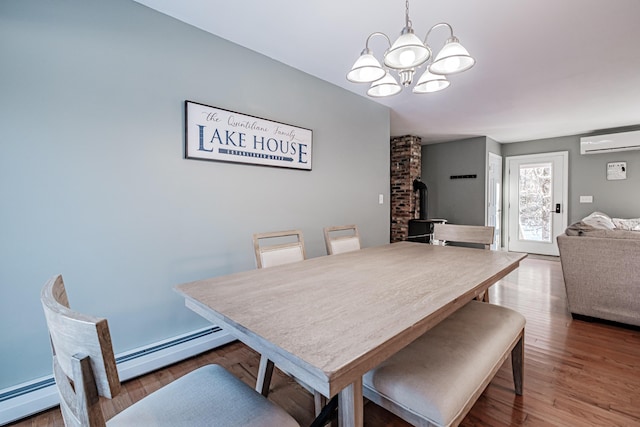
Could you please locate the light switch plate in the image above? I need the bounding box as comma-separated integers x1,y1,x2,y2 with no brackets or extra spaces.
580,195,593,203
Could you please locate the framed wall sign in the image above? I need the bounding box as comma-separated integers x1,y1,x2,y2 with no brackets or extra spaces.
185,101,313,170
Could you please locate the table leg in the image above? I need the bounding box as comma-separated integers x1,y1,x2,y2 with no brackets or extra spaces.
314,391,327,417
338,377,363,427
256,355,274,396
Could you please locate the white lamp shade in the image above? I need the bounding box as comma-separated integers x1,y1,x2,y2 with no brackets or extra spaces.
367,72,402,97
429,40,475,75
412,70,450,93
384,32,431,69
347,53,386,83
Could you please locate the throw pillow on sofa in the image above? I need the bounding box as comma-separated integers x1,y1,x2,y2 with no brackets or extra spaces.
582,211,616,230
612,217,640,231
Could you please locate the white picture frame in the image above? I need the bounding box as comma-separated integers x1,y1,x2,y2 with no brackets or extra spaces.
606,162,627,180
185,101,313,170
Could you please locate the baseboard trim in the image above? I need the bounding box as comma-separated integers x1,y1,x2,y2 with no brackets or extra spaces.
0,326,234,426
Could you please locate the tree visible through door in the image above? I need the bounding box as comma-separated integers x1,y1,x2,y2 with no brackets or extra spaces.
518,162,552,243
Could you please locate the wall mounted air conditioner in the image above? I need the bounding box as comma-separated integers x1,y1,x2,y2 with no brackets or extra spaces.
580,130,640,155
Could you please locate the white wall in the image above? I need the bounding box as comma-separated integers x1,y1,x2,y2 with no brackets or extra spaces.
0,0,390,390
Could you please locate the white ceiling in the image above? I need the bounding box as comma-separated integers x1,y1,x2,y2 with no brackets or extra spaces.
135,0,640,144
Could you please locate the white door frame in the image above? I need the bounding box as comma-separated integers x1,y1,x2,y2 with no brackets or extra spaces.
486,152,502,250
505,151,568,256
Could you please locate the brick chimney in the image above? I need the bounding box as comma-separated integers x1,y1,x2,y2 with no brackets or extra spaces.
390,135,422,242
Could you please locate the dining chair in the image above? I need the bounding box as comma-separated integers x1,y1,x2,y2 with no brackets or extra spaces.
432,223,495,249
40,275,299,427
433,223,495,302
252,229,306,269
323,224,361,255
251,230,325,414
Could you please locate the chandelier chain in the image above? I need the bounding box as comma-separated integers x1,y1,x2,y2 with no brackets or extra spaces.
405,0,411,27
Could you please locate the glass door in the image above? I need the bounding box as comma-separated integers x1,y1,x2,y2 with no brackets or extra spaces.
506,152,568,255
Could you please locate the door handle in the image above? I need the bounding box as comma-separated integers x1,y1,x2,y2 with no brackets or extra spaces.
555,203,561,213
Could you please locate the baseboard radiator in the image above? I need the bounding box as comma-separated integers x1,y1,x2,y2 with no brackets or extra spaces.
0,326,234,426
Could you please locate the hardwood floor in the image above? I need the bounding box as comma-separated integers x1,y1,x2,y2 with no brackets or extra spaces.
10,258,640,426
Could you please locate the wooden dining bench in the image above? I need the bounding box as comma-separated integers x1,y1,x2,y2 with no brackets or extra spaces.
363,300,525,427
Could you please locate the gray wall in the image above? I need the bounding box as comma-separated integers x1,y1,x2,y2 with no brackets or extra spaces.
0,0,390,389
501,125,640,224
423,126,640,233
422,137,488,225
486,137,502,157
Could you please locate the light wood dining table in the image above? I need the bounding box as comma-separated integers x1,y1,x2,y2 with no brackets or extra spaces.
175,241,527,426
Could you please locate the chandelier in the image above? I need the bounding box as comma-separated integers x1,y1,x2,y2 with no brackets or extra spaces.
347,0,475,97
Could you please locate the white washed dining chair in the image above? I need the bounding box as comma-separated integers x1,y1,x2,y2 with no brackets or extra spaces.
253,229,306,269
41,274,299,427
433,223,495,302
432,223,495,250
252,230,326,415
323,224,361,255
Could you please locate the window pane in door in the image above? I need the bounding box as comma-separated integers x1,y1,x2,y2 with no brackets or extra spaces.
518,163,552,242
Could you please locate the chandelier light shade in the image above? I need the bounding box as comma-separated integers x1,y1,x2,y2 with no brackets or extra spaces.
367,71,402,97
428,37,475,75
384,30,431,69
412,70,450,94
346,49,386,83
347,0,475,97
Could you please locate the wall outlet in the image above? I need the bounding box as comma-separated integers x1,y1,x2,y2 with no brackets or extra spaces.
580,195,593,203
378,194,384,204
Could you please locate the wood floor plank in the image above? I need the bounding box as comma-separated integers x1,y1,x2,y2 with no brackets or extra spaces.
8,257,640,427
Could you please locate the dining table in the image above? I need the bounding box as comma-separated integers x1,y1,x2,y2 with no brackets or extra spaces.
175,241,527,427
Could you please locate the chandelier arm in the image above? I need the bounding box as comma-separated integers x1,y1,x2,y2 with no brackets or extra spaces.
347,0,473,96
365,32,392,51
423,22,454,45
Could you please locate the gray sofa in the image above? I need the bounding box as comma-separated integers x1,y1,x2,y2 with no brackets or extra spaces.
557,223,640,327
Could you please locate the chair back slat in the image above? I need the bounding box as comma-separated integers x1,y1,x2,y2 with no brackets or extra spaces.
433,224,495,249
324,225,361,255
253,230,306,268
260,245,305,268
55,353,106,427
